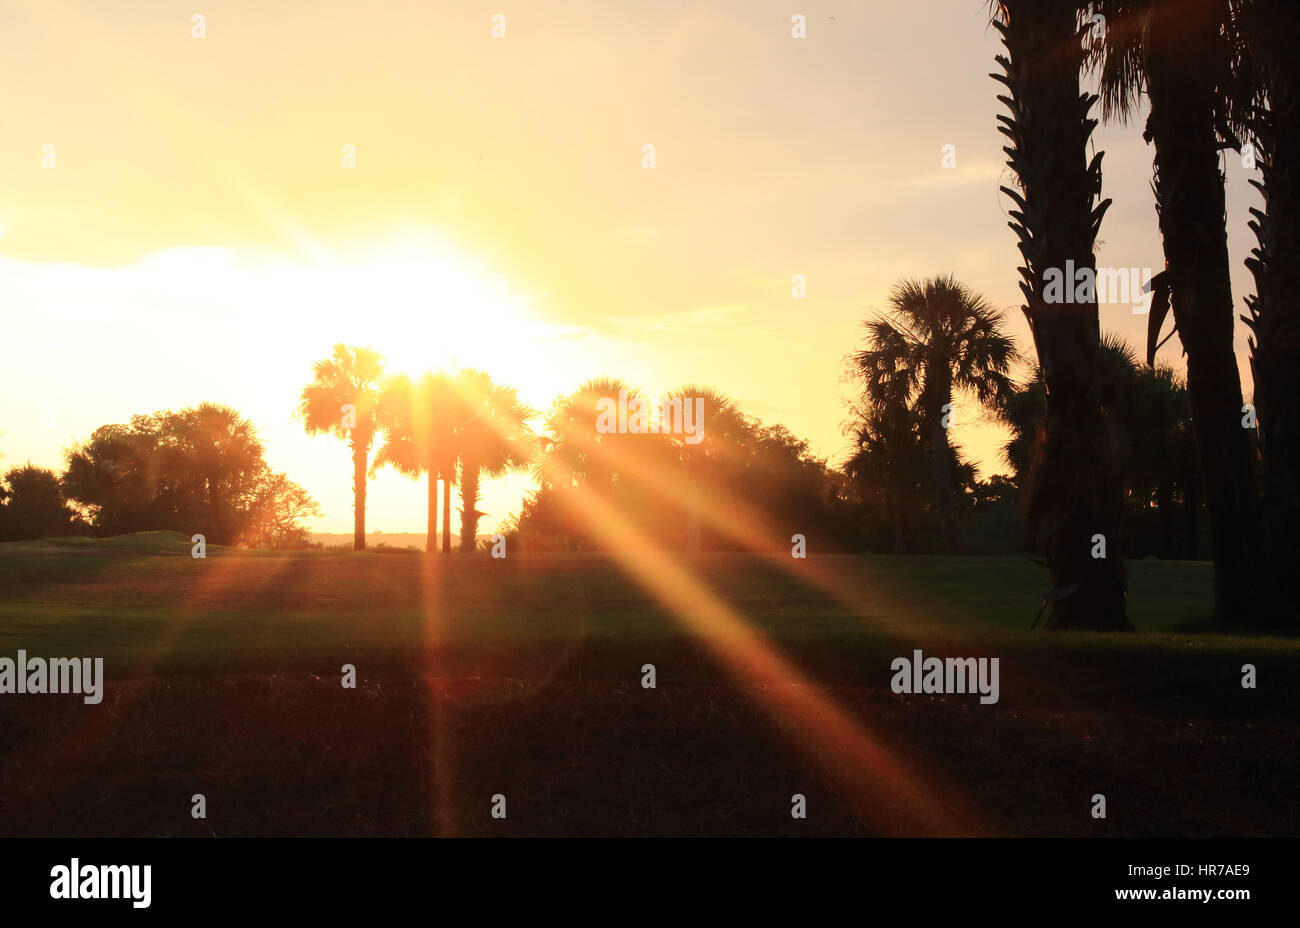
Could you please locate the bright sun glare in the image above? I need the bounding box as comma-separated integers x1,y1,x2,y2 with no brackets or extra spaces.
327,234,527,372
253,230,577,407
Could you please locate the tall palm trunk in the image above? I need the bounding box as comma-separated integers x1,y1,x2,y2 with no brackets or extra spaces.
1244,0,1300,624
993,0,1130,630
351,439,367,552
459,461,480,553
434,473,444,553
1144,11,1262,622
441,472,452,554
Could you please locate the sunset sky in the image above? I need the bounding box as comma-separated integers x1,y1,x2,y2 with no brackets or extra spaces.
0,0,1266,535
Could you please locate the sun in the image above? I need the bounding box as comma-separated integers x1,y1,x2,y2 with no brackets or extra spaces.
289,230,576,408
330,233,513,371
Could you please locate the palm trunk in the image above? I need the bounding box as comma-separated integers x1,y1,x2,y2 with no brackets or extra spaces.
459,462,480,553
441,472,452,554
1145,21,1263,623
993,1,1130,630
1244,3,1300,625
351,440,367,552
434,470,444,548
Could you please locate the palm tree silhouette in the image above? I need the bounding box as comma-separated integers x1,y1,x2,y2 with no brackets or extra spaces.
990,1,1130,630
662,385,750,552
373,371,456,553
297,344,385,552
853,276,1015,554
1238,0,1300,619
1232,0,1300,618
449,370,535,553
538,377,646,489
1089,0,1263,622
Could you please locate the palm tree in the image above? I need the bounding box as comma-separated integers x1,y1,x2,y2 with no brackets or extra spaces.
852,276,1017,554
538,377,646,489
448,370,535,553
1089,0,1263,622
990,0,1130,629
297,344,385,552
373,371,456,553
1239,0,1300,621
662,385,751,552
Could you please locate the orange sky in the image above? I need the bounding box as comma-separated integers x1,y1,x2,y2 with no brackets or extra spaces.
0,0,1266,534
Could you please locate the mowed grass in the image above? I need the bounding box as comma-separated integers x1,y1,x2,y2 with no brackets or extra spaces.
0,532,1296,836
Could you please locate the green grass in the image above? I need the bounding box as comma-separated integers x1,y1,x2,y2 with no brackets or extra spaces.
0,539,1295,836
0,540,1287,677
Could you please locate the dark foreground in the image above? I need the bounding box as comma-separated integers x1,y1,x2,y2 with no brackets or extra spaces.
0,537,1295,836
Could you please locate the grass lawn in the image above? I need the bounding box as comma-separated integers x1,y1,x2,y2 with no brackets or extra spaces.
0,532,1295,836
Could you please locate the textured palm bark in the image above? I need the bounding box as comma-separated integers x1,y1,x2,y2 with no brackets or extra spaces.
993,0,1131,630
1145,8,1263,623
1244,2,1300,626
351,440,367,552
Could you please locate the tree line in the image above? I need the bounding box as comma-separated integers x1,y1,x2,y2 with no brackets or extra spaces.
1,327,1210,572
297,327,1210,569
296,348,858,555
0,404,319,547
